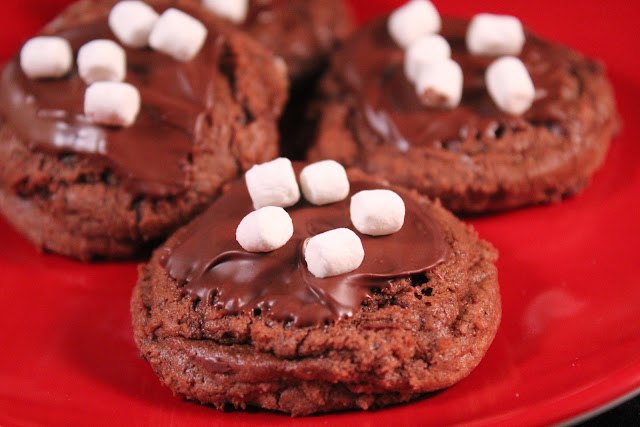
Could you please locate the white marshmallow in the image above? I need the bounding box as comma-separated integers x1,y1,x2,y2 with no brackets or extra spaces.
304,228,365,278
387,0,441,48
415,58,463,109
84,82,141,127
236,206,293,253
466,13,525,57
404,34,451,83
149,8,208,62
19,36,73,79
486,56,535,115
77,39,127,84
108,1,159,48
245,158,301,209
299,160,350,206
350,190,405,236
202,0,249,24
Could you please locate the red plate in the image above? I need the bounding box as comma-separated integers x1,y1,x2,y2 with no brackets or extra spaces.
1,1,639,425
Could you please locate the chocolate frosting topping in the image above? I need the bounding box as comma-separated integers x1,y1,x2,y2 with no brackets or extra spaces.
333,17,578,150
0,5,222,197
161,166,449,326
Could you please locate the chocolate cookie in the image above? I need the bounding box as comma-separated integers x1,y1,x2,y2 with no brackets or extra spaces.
131,165,501,416
221,0,354,160
0,0,288,260
237,0,353,84
308,16,620,212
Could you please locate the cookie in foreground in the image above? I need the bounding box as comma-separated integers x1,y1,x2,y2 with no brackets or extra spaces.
131,160,501,416
309,6,619,213
0,0,288,260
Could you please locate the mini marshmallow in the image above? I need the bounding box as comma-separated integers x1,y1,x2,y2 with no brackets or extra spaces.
236,206,293,253
245,158,301,209
486,56,535,115
19,36,73,79
149,8,208,62
202,0,249,24
304,228,365,279
108,1,159,48
77,39,127,84
415,58,463,109
350,190,405,236
299,160,350,206
84,82,141,127
404,34,451,83
387,0,441,48
466,13,525,57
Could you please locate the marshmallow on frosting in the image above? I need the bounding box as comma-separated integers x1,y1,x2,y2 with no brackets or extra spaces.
466,13,525,57
486,56,535,115
149,8,208,62
108,1,159,48
304,228,365,278
77,39,127,84
202,0,249,24
414,58,463,109
20,36,73,79
245,158,301,210
350,189,405,236
236,206,294,253
387,0,441,48
84,81,141,127
299,160,350,206
404,34,451,83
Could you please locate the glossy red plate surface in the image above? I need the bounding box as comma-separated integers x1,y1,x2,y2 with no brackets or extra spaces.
1,1,639,425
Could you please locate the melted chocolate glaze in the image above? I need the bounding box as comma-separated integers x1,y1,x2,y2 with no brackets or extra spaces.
0,5,223,197
333,17,578,151
161,166,450,326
